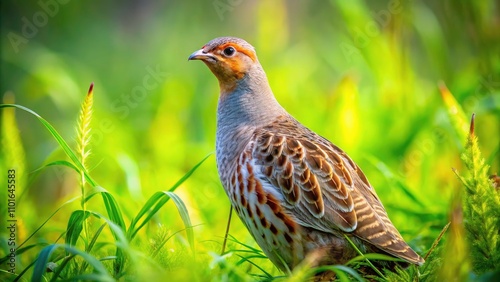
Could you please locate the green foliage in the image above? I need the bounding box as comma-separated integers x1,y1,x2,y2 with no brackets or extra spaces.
32,244,114,282
65,210,92,247
0,94,202,280
455,116,500,275
210,236,272,281
417,222,449,282
435,81,499,281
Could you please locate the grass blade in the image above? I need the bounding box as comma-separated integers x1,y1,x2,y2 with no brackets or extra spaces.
167,153,212,193
31,244,113,282
127,191,170,240
99,190,126,235
127,154,210,240
79,223,108,274
226,234,264,254
234,254,272,278
31,244,58,282
344,234,386,279
65,210,92,247
165,191,194,253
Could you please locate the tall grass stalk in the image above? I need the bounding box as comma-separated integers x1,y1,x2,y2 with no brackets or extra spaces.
454,115,500,275
75,83,94,247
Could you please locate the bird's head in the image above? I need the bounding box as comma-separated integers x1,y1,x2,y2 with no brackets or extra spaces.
188,37,261,95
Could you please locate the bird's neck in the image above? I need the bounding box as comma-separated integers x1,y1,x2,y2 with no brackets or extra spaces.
215,66,286,163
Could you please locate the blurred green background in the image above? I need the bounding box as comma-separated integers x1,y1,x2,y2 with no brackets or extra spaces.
1,0,499,280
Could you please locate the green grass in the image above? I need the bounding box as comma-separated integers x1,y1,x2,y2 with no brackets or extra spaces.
0,101,205,281
1,1,499,281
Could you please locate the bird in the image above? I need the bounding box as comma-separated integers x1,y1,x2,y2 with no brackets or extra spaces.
188,36,425,275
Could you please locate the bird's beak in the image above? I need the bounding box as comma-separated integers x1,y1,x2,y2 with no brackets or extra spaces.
188,49,216,62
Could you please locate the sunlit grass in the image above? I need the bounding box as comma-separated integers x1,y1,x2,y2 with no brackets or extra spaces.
0,96,207,281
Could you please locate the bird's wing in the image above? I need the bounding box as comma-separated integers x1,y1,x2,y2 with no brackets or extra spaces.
248,115,424,265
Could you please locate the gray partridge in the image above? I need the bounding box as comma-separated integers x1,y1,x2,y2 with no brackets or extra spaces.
188,37,424,274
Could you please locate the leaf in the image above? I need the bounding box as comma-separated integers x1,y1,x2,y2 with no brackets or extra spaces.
65,210,92,247
32,244,59,282
78,223,108,274
234,254,272,278
127,191,171,241
167,153,212,193
165,191,194,252
31,244,113,282
127,154,211,241
345,234,386,279
99,189,127,236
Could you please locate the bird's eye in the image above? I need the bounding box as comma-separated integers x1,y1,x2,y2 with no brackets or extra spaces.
223,46,236,57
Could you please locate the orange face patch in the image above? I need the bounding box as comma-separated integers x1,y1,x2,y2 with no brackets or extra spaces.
215,43,257,79
223,57,246,80
206,42,258,96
